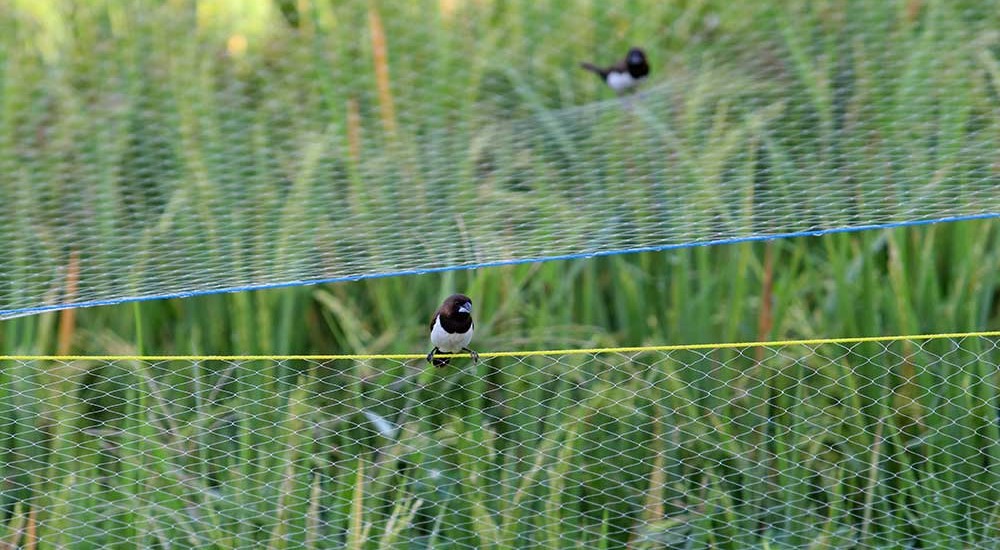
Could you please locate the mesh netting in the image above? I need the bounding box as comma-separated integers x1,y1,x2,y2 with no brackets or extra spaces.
2,1,999,317
2,334,999,547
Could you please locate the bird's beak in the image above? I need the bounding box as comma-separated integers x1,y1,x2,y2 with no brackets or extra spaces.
459,303,472,314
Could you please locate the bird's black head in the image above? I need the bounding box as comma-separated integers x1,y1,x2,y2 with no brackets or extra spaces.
441,294,473,317
627,47,647,66
625,47,649,79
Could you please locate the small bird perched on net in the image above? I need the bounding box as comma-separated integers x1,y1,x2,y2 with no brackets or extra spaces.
580,47,650,94
427,294,479,367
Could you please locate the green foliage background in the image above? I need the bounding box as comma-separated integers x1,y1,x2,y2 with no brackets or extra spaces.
1,0,999,548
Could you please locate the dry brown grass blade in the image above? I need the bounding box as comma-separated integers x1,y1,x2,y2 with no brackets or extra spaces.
641,407,666,523
24,507,36,550
755,243,775,362
368,5,397,136
347,97,362,165
57,250,80,355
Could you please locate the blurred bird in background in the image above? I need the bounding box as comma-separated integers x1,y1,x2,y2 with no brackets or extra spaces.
581,47,650,94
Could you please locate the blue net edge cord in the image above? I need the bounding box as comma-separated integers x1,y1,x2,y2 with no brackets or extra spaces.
2,212,998,319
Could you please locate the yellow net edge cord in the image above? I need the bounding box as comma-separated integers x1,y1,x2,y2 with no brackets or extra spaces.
3,330,999,362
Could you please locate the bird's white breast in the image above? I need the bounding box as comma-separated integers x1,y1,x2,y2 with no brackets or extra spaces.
430,316,473,352
607,71,637,92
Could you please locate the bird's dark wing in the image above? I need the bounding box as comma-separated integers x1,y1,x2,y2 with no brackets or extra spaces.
606,59,629,73
439,313,472,334
580,61,608,78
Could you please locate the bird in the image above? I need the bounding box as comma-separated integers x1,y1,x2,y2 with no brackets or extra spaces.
427,294,479,367
580,47,650,94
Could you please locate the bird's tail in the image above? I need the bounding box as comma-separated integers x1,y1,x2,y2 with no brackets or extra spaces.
580,62,606,78
432,356,450,368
